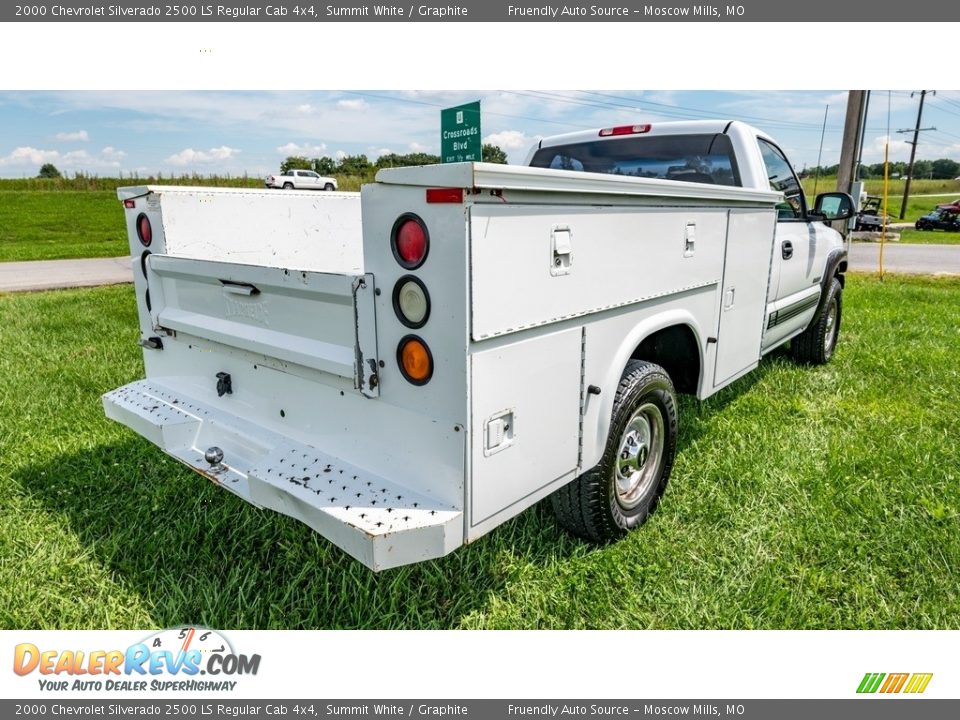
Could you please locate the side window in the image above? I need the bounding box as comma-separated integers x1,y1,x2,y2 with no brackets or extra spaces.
758,139,805,220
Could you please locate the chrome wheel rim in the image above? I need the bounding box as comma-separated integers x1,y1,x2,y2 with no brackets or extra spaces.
824,299,838,356
615,403,665,509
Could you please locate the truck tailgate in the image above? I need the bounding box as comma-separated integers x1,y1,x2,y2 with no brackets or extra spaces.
146,254,380,396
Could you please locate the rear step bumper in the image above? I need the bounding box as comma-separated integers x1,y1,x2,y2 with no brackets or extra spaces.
103,380,463,570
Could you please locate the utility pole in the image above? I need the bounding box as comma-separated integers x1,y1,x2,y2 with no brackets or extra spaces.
898,90,936,219
836,91,868,197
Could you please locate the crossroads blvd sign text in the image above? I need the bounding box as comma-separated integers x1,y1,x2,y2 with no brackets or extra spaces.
441,101,481,164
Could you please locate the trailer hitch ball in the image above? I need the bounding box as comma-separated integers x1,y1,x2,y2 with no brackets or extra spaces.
204,446,226,473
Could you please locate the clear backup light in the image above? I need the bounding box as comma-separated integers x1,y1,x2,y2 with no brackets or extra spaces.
392,276,431,329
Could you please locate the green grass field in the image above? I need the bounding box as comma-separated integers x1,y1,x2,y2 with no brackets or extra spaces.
0,190,127,262
1,275,958,629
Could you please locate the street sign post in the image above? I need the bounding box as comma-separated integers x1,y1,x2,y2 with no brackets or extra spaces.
441,101,481,163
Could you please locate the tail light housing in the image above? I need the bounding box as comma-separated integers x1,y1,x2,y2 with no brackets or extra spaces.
136,213,152,247
599,124,652,137
391,214,429,269
392,275,431,329
397,336,433,385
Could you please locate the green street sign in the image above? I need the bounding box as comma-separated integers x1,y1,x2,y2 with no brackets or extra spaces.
441,101,481,164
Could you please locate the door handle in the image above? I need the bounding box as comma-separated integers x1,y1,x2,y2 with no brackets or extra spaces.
781,240,794,260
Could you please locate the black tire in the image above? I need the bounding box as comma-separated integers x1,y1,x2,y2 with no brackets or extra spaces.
283,182,294,190
790,277,842,365
550,360,678,543
324,183,335,191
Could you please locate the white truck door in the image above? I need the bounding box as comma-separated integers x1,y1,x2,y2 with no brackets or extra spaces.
758,139,822,350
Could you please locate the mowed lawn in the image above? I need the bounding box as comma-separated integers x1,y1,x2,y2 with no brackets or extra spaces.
1,275,958,630
0,190,127,261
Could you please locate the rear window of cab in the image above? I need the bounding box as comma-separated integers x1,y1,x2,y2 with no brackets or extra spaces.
530,133,741,187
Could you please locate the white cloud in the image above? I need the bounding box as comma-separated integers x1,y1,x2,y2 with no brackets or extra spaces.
296,104,314,114
408,141,431,153
371,147,393,158
0,146,60,167
0,145,127,171
337,99,367,111
165,146,240,166
276,141,328,156
484,130,532,151
55,130,89,142
334,150,347,160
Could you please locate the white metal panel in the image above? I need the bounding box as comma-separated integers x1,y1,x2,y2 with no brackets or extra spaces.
123,186,364,274
146,255,379,394
713,209,777,387
103,381,462,571
376,162,782,205
470,205,728,340
470,327,582,525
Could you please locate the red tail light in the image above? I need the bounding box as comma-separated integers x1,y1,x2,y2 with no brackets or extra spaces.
136,214,152,247
599,124,652,137
123,199,136,209
391,214,429,269
426,188,463,204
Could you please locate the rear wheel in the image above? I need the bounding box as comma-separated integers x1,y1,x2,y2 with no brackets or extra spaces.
550,360,678,543
283,182,294,190
791,277,842,365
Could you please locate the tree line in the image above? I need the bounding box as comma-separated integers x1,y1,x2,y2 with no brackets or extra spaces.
802,158,960,180
280,145,509,175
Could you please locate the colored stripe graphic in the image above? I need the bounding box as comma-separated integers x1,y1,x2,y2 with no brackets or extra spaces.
857,672,932,694
904,673,934,694
857,673,885,693
880,673,909,693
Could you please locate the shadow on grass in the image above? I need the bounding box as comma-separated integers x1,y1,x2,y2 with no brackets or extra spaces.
11,350,786,629
11,438,585,629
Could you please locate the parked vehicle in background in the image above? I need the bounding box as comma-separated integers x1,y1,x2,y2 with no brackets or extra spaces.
854,196,890,231
265,169,337,191
106,120,852,570
915,207,960,231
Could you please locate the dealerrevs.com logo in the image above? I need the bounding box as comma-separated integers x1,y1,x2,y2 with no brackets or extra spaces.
857,672,933,694
13,627,261,693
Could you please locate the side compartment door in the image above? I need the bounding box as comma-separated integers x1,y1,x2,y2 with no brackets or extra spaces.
713,209,776,387
469,327,583,532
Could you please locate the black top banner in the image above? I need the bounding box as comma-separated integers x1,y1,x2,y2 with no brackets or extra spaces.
4,0,959,22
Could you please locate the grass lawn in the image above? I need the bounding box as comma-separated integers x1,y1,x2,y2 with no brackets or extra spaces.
1,275,959,630
895,229,960,245
0,190,127,262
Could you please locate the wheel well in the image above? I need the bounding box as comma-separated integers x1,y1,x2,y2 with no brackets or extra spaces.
630,324,700,395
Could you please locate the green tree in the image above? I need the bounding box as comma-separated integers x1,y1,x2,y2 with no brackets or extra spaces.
314,156,337,175
482,144,508,164
280,156,312,173
337,154,372,175
375,152,441,169
38,163,61,179
932,158,960,179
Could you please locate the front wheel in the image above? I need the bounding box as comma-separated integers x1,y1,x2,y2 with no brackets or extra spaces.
324,183,335,191
790,277,842,365
550,360,678,543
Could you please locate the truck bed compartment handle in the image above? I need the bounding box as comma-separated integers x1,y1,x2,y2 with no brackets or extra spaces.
220,280,261,296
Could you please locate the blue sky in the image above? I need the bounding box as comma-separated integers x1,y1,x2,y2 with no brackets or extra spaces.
1,90,959,178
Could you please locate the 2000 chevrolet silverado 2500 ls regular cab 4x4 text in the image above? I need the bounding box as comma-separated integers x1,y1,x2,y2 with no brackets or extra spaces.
105,120,852,569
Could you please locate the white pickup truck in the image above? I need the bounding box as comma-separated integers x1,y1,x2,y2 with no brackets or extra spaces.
105,120,852,570
265,168,337,191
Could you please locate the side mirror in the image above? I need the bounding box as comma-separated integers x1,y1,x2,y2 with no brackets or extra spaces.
812,192,855,221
